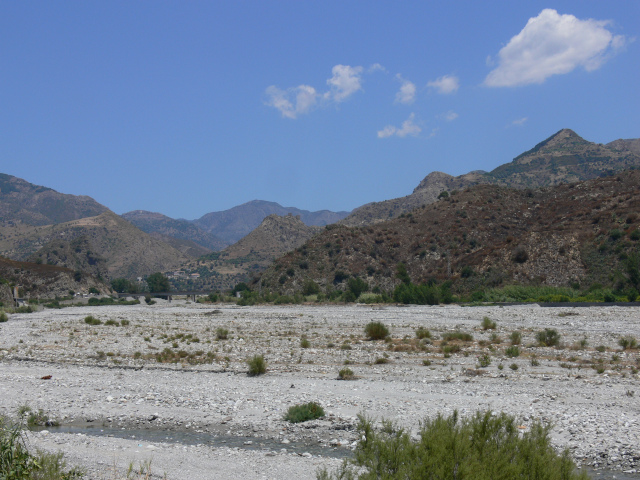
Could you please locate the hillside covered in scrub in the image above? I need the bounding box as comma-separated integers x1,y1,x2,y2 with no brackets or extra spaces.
256,170,640,301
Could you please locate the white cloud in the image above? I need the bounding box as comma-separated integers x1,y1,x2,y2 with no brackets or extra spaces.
368,63,386,73
512,117,528,126
444,110,459,121
377,113,421,138
326,65,364,102
395,75,416,104
485,9,628,87
427,74,459,94
264,85,318,119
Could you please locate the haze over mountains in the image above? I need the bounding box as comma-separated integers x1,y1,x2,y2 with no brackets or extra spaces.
1,128,639,295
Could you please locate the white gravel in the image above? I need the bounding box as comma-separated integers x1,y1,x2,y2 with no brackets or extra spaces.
1,301,639,478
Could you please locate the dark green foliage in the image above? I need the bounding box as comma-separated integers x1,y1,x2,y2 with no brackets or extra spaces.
461,266,474,278
302,280,320,296
232,282,250,294
338,367,355,380
442,331,473,342
1,418,38,480
1,416,82,480
505,346,520,358
146,272,170,293
477,353,491,367
364,322,389,340
610,229,623,240
247,355,267,376
83,315,101,326
537,328,561,347
512,246,529,263
216,328,229,340
87,287,99,295
347,277,369,298
317,410,589,480
481,316,496,330
284,402,325,423
333,271,349,284
395,263,411,285
509,331,522,345
0,312,7,323
87,297,139,306
618,335,638,350
393,283,439,305
110,278,139,294
415,327,431,340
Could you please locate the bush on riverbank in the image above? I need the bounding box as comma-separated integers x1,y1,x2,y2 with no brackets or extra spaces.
0,416,83,479
317,410,590,480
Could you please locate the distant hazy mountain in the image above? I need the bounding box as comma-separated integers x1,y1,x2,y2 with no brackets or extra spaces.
342,129,640,226
122,210,227,251
17,211,189,279
0,173,108,226
180,214,323,291
192,200,350,244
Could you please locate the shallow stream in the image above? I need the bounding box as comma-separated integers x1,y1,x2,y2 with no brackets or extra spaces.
34,425,639,479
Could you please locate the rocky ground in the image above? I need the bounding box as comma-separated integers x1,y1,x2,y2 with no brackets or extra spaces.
1,300,639,479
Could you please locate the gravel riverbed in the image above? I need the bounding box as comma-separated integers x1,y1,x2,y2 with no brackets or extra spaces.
1,301,639,479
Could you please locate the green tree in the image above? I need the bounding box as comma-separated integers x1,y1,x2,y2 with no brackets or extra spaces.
146,272,170,293
110,278,138,293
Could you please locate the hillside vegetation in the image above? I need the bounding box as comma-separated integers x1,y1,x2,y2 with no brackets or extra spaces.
258,170,640,302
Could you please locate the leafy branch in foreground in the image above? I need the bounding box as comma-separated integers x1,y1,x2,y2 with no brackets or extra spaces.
317,410,589,480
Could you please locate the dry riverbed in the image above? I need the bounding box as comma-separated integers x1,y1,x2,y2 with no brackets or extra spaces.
1,301,639,479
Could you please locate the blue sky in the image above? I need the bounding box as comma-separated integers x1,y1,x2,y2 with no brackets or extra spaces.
1,1,638,219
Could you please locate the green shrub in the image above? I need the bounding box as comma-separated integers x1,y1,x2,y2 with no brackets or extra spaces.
442,331,473,342
509,331,521,345
317,410,589,480
415,327,431,339
619,335,638,350
83,315,101,326
509,363,519,371
477,353,491,368
364,322,389,340
338,368,355,380
481,316,496,330
505,346,520,358
0,418,39,479
284,402,325,423
104,319,119,326
536,328,561,347
247,355,267,376
0,311,7,323
300,337,311,348
216,328,229,340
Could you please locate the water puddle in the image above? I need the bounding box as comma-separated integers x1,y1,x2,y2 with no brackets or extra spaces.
34,425,351,459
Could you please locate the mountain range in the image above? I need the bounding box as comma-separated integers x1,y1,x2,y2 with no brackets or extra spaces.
1,128,638,295
342,129,640,226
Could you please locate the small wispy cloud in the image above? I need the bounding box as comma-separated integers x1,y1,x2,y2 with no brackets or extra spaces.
444,110,459,121
427,74,460,94
485,9,629,87
395,75,416,105
368,63,386,73
264,85,319,119
377,113,421,138
512,117,528,126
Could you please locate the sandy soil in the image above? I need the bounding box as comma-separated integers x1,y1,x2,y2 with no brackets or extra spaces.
1,301,639,479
